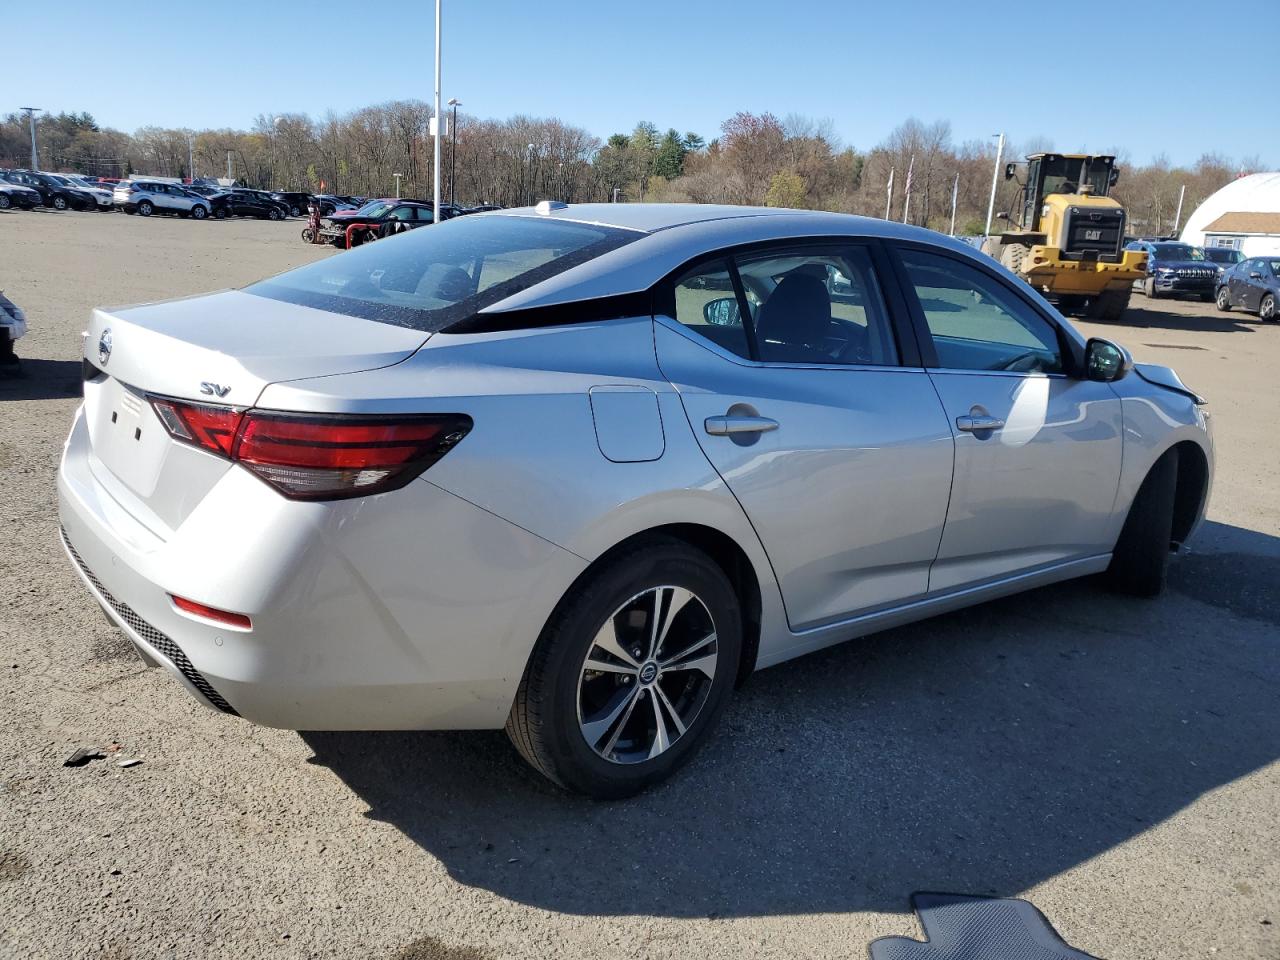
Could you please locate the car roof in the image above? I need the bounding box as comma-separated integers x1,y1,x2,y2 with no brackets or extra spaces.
476,203,1007,315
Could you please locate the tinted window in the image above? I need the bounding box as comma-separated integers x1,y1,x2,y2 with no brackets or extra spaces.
389,206,415,221
671,259,751,359
1152,243,1204,261
247,214,641,332
735,247,898,365
900,249,1064,375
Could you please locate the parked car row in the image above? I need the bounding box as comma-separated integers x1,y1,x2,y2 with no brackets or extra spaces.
1123,239,1274,319
0,169,104,211
313,198,504,248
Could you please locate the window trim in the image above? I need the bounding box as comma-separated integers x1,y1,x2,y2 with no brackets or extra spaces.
883,239,1086,377
654,236,925,369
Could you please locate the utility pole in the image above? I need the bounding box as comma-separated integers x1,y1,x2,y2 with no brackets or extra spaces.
447,97,461,206
432,0,442,218
227,150,233,181
393,173,402,199
19,107,40,169
885,167,894,220
187,134,195,181
949,171,960,236
985,132,1005,236
901,155,914,224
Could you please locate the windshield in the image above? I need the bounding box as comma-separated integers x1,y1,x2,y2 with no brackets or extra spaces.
1204,248,1242,264
353,200,392,217
1152,243,1204,261
246,214,642,332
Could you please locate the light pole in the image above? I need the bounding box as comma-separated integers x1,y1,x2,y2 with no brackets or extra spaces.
527,143,535,205
984,132,1006,236
447,97,461,206
187,134,195,181
19,107,40,170
393,173,402,199
432,0,442,219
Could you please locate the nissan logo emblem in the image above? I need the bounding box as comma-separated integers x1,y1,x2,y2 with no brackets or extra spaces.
97,329,112,366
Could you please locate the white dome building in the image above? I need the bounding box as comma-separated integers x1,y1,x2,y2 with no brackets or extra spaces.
1180,172,1280,256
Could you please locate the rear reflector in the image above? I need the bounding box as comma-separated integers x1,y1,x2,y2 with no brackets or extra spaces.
171,595,252,630
147,396,471,500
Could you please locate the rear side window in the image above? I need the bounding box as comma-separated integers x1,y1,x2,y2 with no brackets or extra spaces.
672,260,751,359
247,214,642,332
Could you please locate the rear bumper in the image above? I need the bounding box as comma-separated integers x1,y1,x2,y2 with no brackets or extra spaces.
56,405,585,730
1024,246,1147,295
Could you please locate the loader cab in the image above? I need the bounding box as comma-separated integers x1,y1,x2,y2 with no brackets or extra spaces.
1010,154,1119,232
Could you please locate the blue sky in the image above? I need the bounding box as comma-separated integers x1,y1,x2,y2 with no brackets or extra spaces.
7,0,1275,167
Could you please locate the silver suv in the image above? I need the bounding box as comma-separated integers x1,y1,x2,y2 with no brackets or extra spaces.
114,180,211,219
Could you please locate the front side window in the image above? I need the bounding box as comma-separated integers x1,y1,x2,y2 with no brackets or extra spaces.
899,249,1064,374
247,214,641,332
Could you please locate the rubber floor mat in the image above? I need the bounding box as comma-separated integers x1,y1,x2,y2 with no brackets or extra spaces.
869,892,1101,960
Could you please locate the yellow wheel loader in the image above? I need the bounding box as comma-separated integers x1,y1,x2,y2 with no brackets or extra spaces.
981,153,1148,321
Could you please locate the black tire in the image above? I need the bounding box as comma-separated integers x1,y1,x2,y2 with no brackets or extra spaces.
999,242,1027,277
1105,448,1178,597
1215,286,1232,312
52,195,68,211
506,537,742,799
301,227,315,243
289,205,301,217
0,195,9,210
191,204,207,220
138,200,153,217
1260,293,1276,322
1144,277,1162,299
214,206,228,219
330,236,346,248
269,208,283,221
1088,289,1131,322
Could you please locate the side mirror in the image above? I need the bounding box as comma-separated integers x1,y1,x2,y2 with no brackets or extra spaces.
1084,337,1132,383
1109,169,1120,187
1250,271,1263,279
703,297,741,327
1004,162,1017,180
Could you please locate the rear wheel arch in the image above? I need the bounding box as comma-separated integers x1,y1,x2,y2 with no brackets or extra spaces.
553,524,763,687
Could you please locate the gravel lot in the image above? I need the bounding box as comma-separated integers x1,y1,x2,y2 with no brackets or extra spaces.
1,209,1276,960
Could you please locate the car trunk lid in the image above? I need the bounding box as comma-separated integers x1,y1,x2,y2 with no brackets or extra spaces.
81,289,429,531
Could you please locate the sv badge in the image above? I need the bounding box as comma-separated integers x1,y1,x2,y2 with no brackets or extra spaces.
200,382,231,398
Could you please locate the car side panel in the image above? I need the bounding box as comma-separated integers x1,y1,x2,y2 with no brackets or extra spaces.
257,317,794,666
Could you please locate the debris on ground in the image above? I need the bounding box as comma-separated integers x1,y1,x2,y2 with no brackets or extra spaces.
63,746,106,767
116,758,143,768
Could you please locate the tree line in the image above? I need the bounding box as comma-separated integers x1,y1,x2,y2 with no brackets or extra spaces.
0,104,1264,235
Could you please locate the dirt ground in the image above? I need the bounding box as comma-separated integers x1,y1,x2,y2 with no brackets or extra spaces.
1,209,1276,960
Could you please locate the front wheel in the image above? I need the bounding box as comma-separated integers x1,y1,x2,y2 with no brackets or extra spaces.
1261,293,1276,322
1105,448,1178,597
506,538,741,799
214,206,228,219
1144,277,1162,299
268,208,283,221
1215,286,1232,312
1088,289,1131,322
138,200,153,217
0,195,9,210
52,195,68,211
191,204,207,220
300,227,315,243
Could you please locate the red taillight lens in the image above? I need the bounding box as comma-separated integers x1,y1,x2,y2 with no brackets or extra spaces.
171,595,252,629
149,398,242,456
147,396,471,500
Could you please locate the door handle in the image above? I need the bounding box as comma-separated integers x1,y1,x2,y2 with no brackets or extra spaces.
956,414,1005,433
704,415,779,436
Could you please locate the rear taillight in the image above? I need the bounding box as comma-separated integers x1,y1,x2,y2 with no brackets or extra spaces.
147,397,470,500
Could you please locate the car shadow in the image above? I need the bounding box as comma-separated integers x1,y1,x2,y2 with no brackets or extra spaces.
0,358,82,401
1117,303,1258,333
301,519,1278,918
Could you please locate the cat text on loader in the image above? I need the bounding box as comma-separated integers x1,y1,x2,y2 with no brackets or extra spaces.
981,153,1148,320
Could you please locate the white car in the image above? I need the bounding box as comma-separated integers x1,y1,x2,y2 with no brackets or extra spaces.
48,174,114,211
113,180,211,219
58,203,1213,797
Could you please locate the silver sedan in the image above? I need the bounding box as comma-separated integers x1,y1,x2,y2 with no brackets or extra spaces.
57,203,1213,797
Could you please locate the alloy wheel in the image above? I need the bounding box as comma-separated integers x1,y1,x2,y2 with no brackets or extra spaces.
1216,287,1230,311
576,585,718,764
1263,296,1276,321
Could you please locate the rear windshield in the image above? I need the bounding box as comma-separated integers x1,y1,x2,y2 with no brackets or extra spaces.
246,214,643,332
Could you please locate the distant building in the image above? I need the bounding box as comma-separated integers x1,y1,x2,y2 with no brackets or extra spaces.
1180,172,1280,256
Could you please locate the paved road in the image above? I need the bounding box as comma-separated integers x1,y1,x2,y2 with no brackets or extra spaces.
1,211,1276,960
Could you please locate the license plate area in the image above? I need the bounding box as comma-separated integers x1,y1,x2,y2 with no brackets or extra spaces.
85,377,172,498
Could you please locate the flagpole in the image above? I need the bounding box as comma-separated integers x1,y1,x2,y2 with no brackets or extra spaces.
902,155,914,224
885,167,894,220
949,171,959,236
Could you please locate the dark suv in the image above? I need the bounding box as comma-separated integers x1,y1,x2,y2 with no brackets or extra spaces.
269,191,314,217
1,170,96,211
1125,240,1217,301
